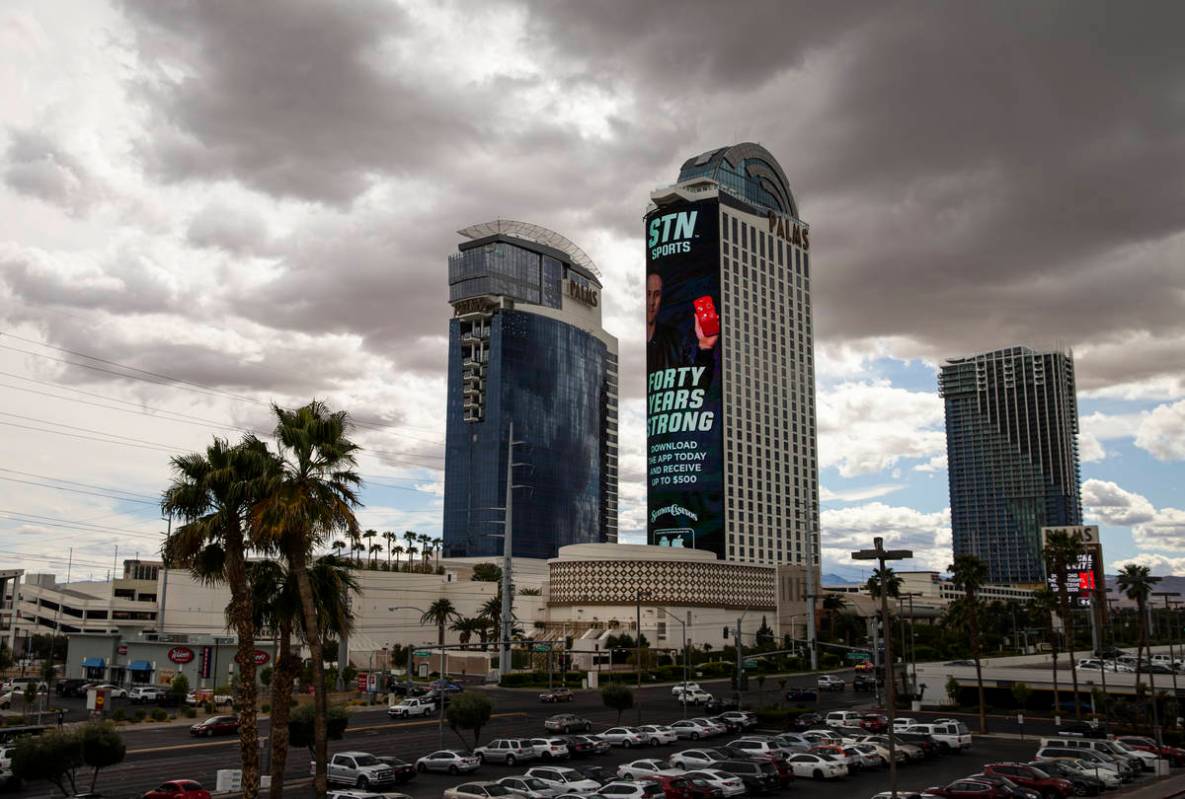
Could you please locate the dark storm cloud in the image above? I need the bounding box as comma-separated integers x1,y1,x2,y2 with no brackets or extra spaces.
2,130,104,214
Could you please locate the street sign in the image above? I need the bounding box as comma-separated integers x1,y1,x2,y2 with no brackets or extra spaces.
533,644,552,653
846,652,870,661
743,659,758,669
413,650,430,657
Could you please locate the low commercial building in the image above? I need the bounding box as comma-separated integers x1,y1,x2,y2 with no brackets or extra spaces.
64,632,273,689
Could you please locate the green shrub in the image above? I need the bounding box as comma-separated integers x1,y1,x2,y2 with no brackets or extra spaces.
182,707,196,718
151,708,168,722
111,709,126,722
133,709,146,722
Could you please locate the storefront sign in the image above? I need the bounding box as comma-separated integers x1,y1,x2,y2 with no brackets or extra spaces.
253,650,270,666
168,646,195,665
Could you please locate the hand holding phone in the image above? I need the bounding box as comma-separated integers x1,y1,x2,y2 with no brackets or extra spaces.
693,295,720,338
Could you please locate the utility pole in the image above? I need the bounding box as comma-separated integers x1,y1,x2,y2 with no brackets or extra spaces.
734,616,745,705
159,515,171,634
852,536,912,799
1155,592,1181,730
635,590,650,722
804,567,818,671
335,592,351,691
499,422,524,680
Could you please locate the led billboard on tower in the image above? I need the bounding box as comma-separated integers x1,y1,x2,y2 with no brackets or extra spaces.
645,197,724,557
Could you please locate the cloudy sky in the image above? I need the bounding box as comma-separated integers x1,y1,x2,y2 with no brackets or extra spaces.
1,0,1183,583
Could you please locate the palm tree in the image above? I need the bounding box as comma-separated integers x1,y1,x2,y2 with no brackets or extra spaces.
1045,530,1086,720
253,401,362,799
1118,563,1162,710
249,556,358,799
161,435,273,799
331,540,346,558
368,543,382,566
403,531,418,570
383,532,395,567
350,541,365,565
419,534,432,568
392,545,404,570
433,536,443,568
406,546,419,570
948,554,989,734
422,599,460,647
821,593,847,642
362,529,377,564
450,617,485,647
1027,586,1061,714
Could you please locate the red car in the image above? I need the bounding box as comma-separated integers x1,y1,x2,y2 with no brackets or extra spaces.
926,780,1009,799
1117,735,1185,767
860,713,889,733
188,715,239,737
142,780,211,799
641,774,722,799
983,762,1074,798
750,753,793,788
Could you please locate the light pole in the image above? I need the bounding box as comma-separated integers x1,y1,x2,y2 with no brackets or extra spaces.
901,592,922,701
852,536,912,799
636,590,651,723
1154,592,1181,729
390,605,445,747
657,608,689,718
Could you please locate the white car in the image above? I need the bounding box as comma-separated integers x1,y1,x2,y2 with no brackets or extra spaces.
906,722,972,752
848,743,888,768
1040,757,1122,789
785,752,847,780
688,718,726,736
415,749,480,774
443,782,522,799
498,776,563,799
681,689,713,705
524,737,571,761
672,683,702,697
718,711,757,729
597,782,665,799
669,721,715,740
668,749,727,770
723,739,782,758
892,717,917,729
598,728,645,748
388,696,436,718
801,729,844,745
616,759,684,780
635,725,679,746
683,770,745,797
825,711,862,728
816,675,845,691
90,683,128,698
525,766,603,794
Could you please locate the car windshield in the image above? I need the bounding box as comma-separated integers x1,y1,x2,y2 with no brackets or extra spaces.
353,755,379,766
524,779,549,789
487,787,514,797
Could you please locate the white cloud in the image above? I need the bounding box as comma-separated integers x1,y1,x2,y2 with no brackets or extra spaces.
1110,554,1185,577
1083,478,1185,552
1134,400,1185,461
817,380,945,477
914,454,947,473
1078,431,1106,463
820,483,904,502
820,502,952,573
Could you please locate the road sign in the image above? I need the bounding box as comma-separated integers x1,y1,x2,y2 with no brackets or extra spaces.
414,650,430,657
533,644,552,653
743,659,758,669
846,652,870,661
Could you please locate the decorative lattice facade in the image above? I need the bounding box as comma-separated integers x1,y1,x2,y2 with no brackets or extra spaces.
548,559,775,610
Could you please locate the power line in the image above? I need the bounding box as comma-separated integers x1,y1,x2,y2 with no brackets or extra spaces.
0,419,177,453
0,468,159,501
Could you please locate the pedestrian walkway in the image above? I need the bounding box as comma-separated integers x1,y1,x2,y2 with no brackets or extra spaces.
1119,771,1185,798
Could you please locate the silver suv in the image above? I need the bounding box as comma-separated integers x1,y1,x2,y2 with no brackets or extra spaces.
474,738,537,765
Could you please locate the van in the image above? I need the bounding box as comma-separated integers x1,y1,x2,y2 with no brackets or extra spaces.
1034,746,1128,782
1039,739,1140,778
825,711,862,729
907,722,972,751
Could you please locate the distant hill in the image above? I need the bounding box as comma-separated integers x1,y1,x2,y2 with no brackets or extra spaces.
1104,574,1185,608
820,573,855,585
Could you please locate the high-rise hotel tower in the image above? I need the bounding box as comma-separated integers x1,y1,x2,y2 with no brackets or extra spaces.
442,220,618,560
939,346,1083,585
645,143,819,571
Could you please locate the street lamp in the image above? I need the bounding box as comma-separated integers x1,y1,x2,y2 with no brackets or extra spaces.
657,608,690,718
390,604,445,747
852,536,912,799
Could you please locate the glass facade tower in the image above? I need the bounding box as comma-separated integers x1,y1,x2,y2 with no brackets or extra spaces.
939,346,1083,585
443,221,618,560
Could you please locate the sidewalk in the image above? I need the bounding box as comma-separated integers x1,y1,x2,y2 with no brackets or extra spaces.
1120,771,1185,798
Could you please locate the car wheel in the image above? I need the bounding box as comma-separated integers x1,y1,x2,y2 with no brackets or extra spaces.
650,738,659,747
506,755,516,766
476,753,485,763
417,763,427,773
622,740,632,749
1071,785,1087,797
357,777,369,790
690,732,699,740
584,723,592,732
449,765,459,775
812,770,823,780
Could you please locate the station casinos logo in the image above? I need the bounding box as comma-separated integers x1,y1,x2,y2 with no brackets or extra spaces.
648,210,698,259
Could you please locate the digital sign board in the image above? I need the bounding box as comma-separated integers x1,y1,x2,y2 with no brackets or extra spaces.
1042,525,1103,607
645,197,724,556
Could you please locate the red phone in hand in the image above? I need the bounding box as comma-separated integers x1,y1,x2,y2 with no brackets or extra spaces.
693,295,720,337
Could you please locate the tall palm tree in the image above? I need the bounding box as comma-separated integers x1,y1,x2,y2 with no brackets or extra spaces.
406,546,419,571
1045,530,1086,720
368,543,382,566
383,532,395,567
362,529,377,564
450,616,485,647
249,556,358,799
403,531,418,570
331,540,346,558
949,555,989,734
1117,563,1162,708
392,545,404,570
821,593,847,642
161,435,273,799
1027,587,1061,715
422,598,460,647
419,534,432,568
350,541,365,565
254,401,362,799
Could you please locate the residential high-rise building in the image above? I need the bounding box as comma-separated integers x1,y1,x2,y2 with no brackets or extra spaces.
645,143,819,571
939,346,1083,585
442,220,618,560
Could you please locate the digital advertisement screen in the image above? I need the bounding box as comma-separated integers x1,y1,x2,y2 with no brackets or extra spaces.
645,197,724,557
1042,526,1103,608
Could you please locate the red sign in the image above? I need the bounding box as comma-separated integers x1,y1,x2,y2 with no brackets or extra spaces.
253,650,270,666
168,646,195,664
356,673,368,691
117,644,128,655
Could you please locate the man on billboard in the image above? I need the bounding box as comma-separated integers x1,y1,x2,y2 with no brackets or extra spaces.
645,270,719,371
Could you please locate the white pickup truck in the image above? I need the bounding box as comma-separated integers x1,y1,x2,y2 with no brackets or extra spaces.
313,751,395,789
387,696,437,718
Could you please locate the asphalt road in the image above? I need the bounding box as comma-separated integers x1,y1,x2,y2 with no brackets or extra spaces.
2,672,1169,798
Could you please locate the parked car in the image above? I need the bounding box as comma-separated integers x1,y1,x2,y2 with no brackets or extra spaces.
669,749,727,770
700,697,739,714
1024,759,1106,795
1116,735,1185,767
373,756,417,783
788,712,822,731
816,675,845,692
687,718,726,737
681,770,745,797
415,750,480,775
141,781,211,799
129,686,166,704
852,675,877,692
859,714,888,732
905,722,972,752
188,715,239,738
846,743,886,769
720,740,782,760
498,776,563,799
642,774,719,799
983,763,1074,798
894,731,940,758
825,711,862,729
55,678,89,698
561,736,601,757
717,712,755,730
635,725,679,746
597,781,665,799
967,773,1041,799
546,714,593,734
669,721,713,741
1033,747,1126,783
925,779,1009,798
525,766,603,794
388,696,436,718
672,683,702,697
617,759,684,780
525,737,572,761
321,752,396,789
598,728,645,747
1054,722,1106,739
541,688,575,703
783,752,846,780
443,782,522,799
474,738,537,765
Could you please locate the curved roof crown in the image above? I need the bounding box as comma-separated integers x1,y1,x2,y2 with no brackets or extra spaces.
457,219,602,280
677,142,798,218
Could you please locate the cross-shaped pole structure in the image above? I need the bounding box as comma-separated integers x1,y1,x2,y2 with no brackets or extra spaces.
852,536,912,799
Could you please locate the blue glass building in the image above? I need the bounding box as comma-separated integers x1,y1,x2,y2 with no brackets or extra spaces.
442,221,618,560
939,346,1083,585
